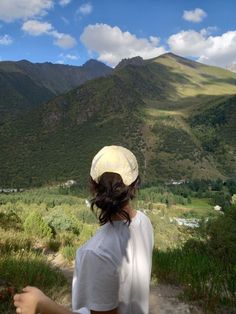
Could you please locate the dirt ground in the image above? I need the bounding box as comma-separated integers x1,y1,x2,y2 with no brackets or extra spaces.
149,284,202,314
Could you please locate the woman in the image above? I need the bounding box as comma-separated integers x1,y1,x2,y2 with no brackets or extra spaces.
13,145,154,314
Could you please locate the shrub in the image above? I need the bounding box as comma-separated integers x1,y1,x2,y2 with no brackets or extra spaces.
23,211,52,240
204,210,236,265
45,208,79,235
0,206,21,231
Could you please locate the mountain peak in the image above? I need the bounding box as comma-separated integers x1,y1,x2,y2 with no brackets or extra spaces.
83,59,105,68
17,59,32,64
158,52,189,61
162,52,178,58
115,56,145,70
82,59,112,74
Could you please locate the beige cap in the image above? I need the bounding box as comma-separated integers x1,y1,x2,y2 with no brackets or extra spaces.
90,145,139,186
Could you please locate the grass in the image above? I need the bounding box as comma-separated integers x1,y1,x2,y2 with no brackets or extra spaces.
154,53,236,98
60,245,77,262
183,197,212,210
152,247,236,312
180,198,214,219
0,251,67,292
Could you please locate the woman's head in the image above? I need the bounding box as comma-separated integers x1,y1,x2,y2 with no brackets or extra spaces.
89,146,140,225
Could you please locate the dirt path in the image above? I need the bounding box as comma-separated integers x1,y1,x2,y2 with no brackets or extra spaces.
47,253,203,314
149,284,202,314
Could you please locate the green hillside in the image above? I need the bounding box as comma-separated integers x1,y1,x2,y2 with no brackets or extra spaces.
0,53,236,187
0,59,112,122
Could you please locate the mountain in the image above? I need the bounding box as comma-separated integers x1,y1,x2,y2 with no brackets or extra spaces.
0,53,236,187
115,56,145,70
0,59,112,122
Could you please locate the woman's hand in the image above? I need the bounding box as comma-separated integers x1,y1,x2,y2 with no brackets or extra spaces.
13,286,73,314
13,286,48,314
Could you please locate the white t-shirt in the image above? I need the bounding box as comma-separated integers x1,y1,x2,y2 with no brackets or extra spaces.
72,210,154,314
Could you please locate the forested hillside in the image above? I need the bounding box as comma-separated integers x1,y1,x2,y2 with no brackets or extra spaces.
0,53,236,187
0,59,112,122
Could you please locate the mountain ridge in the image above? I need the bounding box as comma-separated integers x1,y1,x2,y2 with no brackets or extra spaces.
0,53,235,187
0,59,112,122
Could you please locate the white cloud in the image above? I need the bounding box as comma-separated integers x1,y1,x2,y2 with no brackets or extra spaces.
168,29,236,67
0,34,13,45
52,32,77,49
168,30,208,56
80,23,166,66
59,0,71,6
183,8,207,23
0,0,53,22
22,20,53,36
22,19,77,49
149,36,160,46
79,3,93,15
56,53,79,65
64,53,78,60
58,53,79,62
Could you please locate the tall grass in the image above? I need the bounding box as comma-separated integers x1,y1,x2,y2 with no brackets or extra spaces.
153,248,235,311
0,251,70,314
0,251,68,293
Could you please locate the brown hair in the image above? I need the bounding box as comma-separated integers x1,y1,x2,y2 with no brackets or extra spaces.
90,172,140,225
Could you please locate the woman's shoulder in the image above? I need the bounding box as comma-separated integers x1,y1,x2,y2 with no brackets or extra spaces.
76,224,124,265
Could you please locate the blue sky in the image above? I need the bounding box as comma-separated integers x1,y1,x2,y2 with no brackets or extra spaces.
0,0,236,67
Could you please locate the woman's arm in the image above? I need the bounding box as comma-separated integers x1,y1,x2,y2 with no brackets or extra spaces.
13,286,118,314
13,286,72,314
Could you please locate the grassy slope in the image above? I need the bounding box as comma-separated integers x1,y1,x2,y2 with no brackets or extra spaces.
138,54,236,182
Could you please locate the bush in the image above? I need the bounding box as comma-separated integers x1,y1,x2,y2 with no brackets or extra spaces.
204,209,236,265
0,206,22,231
23,211,52,240
211,191,232,211
45,208,79,235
